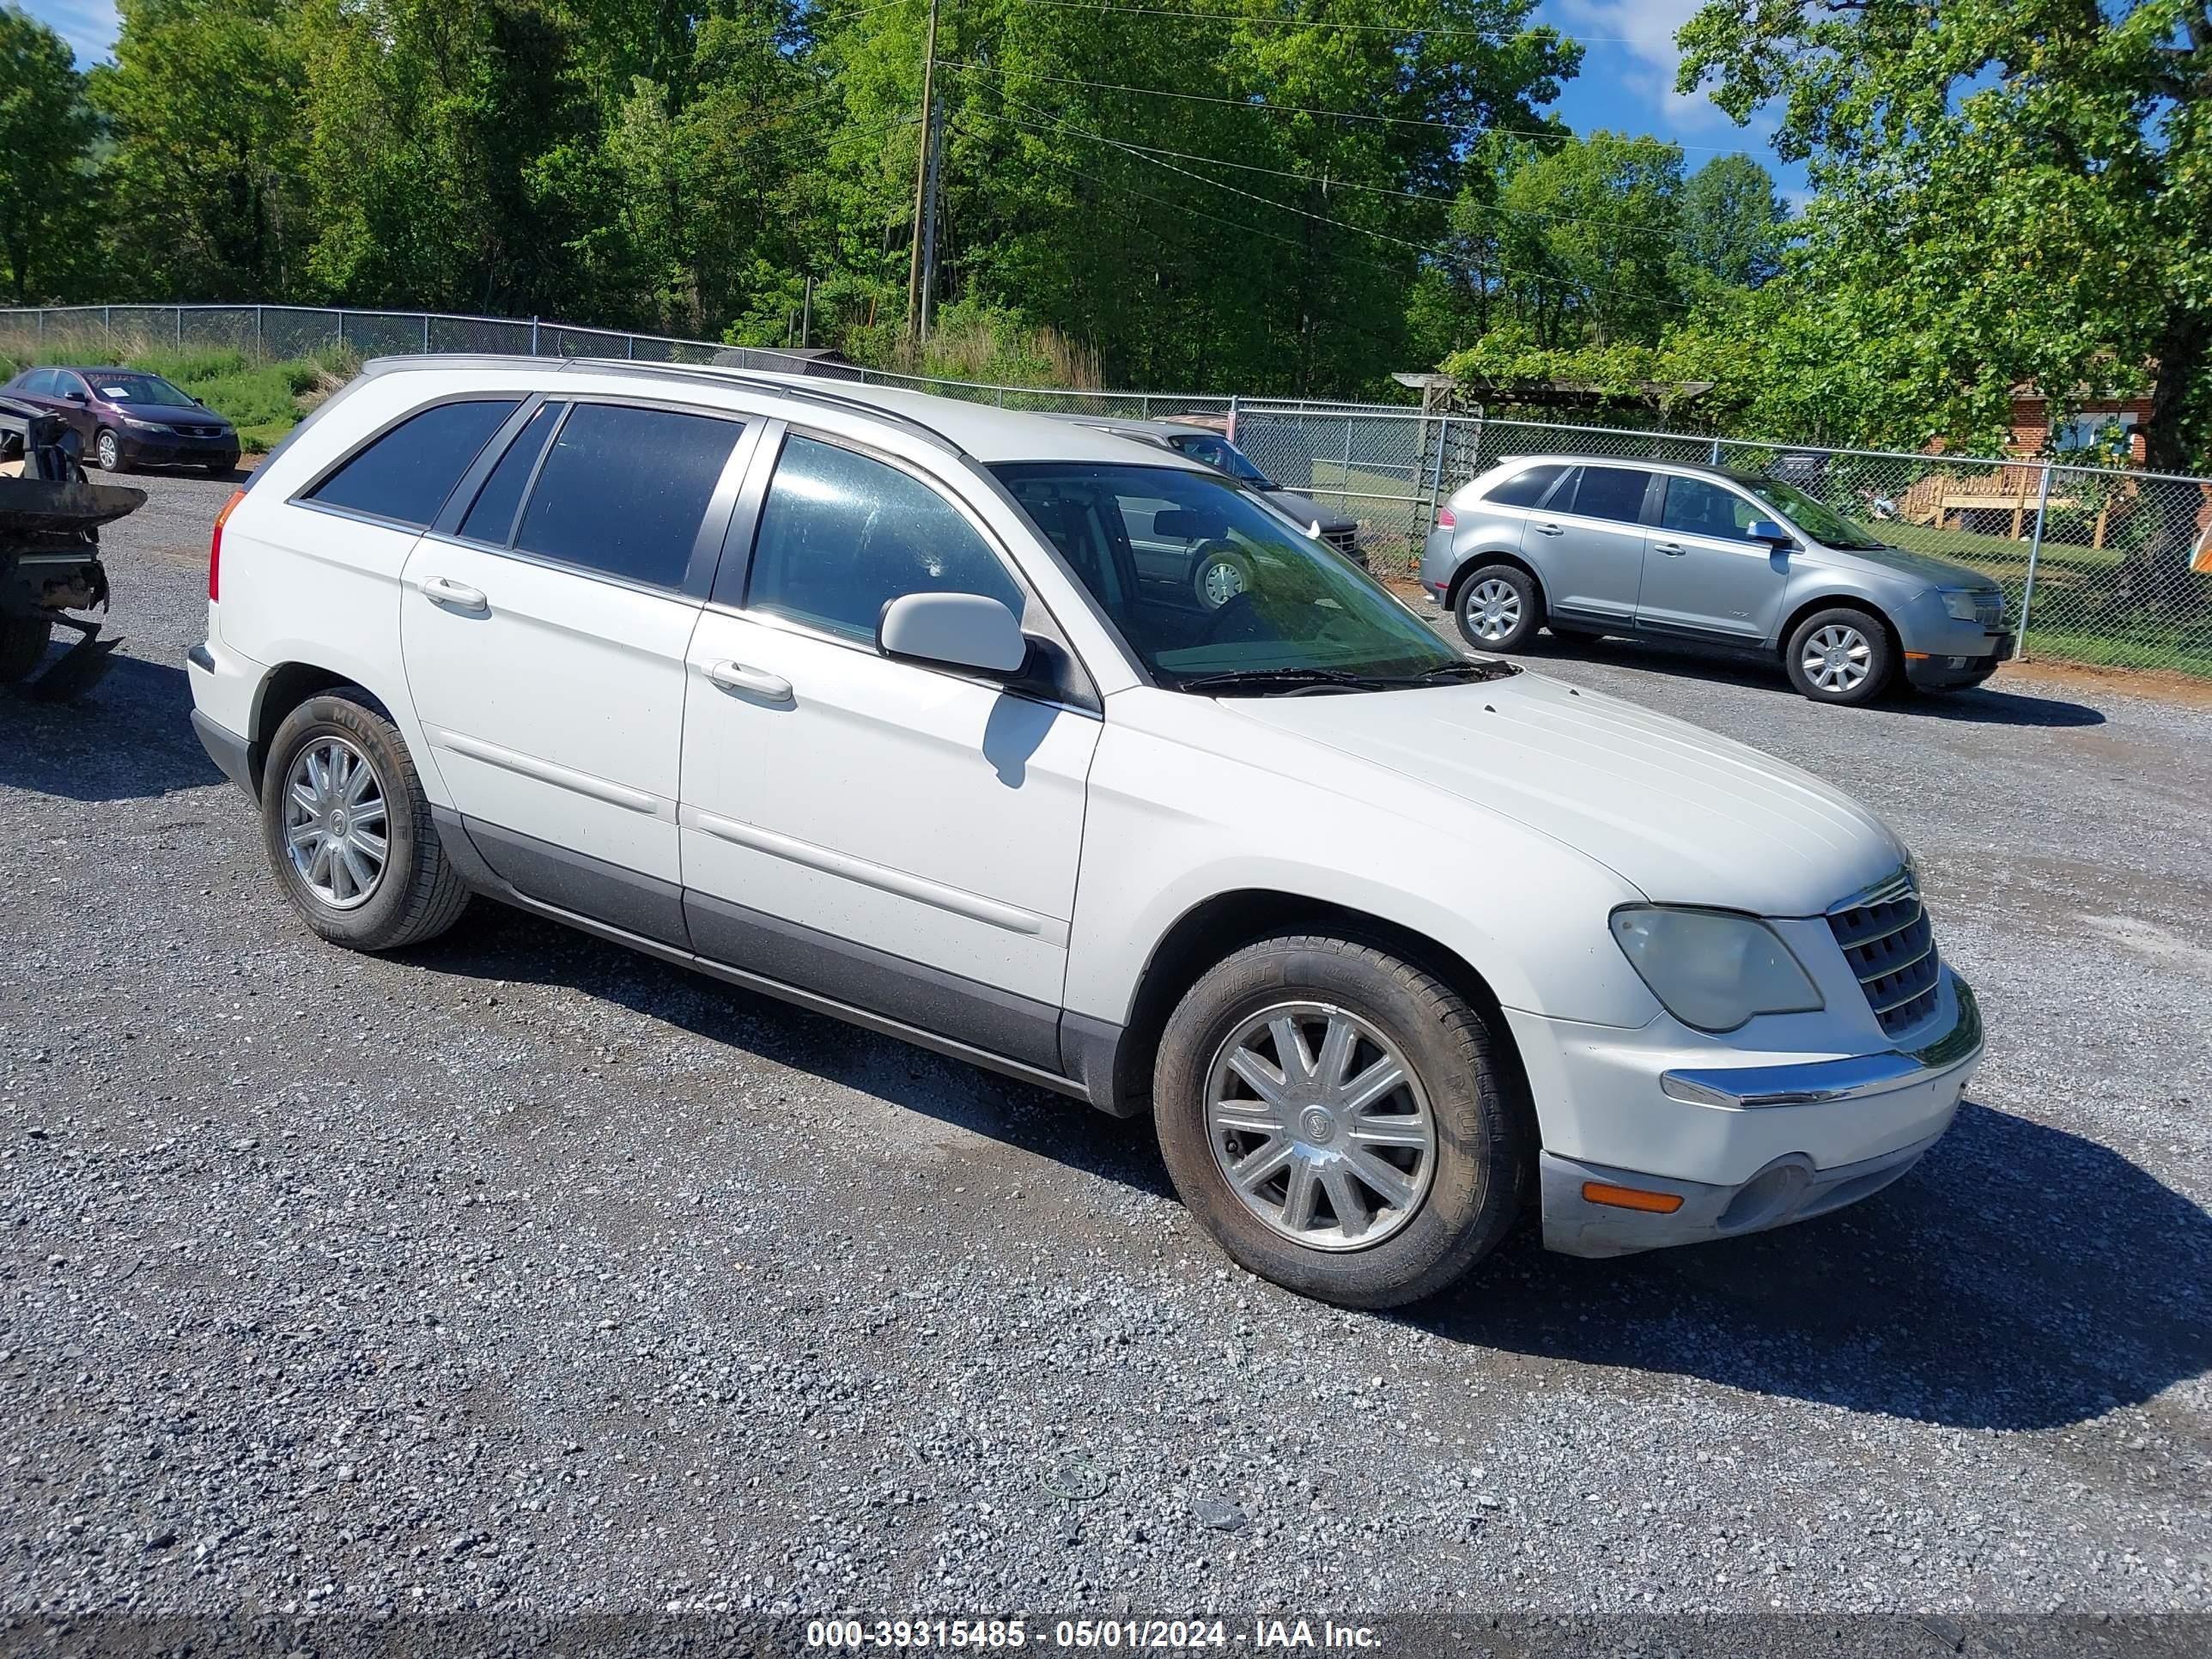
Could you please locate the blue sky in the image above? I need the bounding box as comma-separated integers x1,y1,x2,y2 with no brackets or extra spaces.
24,0,1802,199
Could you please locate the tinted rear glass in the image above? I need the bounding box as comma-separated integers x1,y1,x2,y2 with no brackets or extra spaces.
514,403,743,589
307,399,520,528
459,401,562,545
1482,463,1566,507
1563,465,1650,524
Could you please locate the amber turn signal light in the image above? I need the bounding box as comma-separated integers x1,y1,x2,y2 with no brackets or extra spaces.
1582,1181,1685,1214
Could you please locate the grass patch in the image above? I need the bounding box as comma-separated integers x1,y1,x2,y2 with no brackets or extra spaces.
0,332,356,453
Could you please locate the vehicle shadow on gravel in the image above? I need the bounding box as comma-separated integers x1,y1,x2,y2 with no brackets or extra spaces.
418,902,1180,1200
1417,1099,2210,1431
1516,633,2108,728
0,654,223,801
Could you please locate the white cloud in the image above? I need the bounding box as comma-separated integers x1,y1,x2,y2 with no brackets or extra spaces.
24,0,121,65
1547,0,1729,132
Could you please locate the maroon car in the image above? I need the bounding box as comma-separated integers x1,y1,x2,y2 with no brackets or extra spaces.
1,365,240,475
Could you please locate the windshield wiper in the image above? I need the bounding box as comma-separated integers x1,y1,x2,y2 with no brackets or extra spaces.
1387,658,1521,685
1173,666,1400,696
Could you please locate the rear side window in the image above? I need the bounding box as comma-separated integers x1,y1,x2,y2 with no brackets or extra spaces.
514,403,744,589
1560,465,1651,525
744,435,1023,642
20,369,58,396
307,398,520,528
1481,463,1566,507
459,400,563,545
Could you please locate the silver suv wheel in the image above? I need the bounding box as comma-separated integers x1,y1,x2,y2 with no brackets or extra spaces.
1801,622,1874,694
282,736,390,910
1203,1000,1437,1251
1462,577,1522,642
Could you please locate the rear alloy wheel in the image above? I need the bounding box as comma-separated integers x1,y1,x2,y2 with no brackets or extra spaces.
260,690,471,951
1785,606,1895,705
1154,933,1526,1309
1454,563,1542,652
94,428,128,473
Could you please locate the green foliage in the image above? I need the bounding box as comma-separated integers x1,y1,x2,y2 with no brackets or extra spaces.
0,329,348,448
1676,0,2212,471
0,5,94,302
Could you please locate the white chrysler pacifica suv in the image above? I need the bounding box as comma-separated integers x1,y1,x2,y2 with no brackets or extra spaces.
186,357,1984,1308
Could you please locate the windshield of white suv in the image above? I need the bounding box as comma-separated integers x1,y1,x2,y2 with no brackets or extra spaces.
1746,477,1891,550
994,462,1506,693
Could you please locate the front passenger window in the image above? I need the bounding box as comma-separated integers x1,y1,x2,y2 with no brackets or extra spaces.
744,436,1024,643
1661,476,1762,541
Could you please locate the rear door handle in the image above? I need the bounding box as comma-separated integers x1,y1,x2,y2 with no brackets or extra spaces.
422,576,489,612
704,659,793,702
1532,521,1565,537
1654,541,1688,556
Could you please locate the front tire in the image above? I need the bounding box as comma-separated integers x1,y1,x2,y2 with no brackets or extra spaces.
1454,563,1543,652
259,690,470,951
1154,933,1526,1309
94,428,129,473
1784,605,1895,705
1191,542,1254,611
0,615,51,684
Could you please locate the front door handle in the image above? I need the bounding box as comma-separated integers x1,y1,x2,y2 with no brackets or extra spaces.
704,659,793,702
422,576,489,612
1532,521,1565,537
1654,541,1688,556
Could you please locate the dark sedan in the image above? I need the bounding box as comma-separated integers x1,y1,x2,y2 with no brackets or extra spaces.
1,365,240,474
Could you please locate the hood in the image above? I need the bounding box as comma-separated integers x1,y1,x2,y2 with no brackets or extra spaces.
1814,538,1995,591
116,400,230,427
1264,488,1357,534
1231,672,1905,916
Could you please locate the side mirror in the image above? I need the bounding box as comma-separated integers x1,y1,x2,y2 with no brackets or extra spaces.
878,591,1028,675
63,390,87,404
1747,519,1794,547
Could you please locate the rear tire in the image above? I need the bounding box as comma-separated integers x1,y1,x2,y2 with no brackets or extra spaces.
1153,933,1526,1309
1784,605,1895,705
0,615,51,684
259,690,471,951
1454,563,1543,652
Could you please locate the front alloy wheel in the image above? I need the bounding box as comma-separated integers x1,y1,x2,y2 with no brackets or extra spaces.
1784,605,1894,705
94,429,125,472
1205,1002,1437,1250
281,735,390,909
1800,623,1874,695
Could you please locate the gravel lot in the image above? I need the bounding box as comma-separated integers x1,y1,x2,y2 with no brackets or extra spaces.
3,469,2209,1626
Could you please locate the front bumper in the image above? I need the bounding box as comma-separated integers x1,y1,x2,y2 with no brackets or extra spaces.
1904,641,2008,689
1514,975,1984,1258
121,428,240,470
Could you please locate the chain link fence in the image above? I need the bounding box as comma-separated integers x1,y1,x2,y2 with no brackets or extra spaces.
2,303,2204,678
0,303,1232,421
1232,404,2212,680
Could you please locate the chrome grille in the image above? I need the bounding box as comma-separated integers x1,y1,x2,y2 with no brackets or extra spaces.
1322,526,1360,559
1828,878,1941,1037
1973,592,2004,629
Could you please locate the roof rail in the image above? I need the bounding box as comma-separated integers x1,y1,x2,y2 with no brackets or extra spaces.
562,357,968,456
357,353,968,456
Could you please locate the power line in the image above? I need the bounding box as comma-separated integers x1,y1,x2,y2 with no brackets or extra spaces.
931,56,1768,157
1008,0,1600,39
977,94,1689,239
975,97,1695,310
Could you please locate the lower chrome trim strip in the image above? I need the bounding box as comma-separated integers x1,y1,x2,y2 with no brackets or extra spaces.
1662,982,1982,1109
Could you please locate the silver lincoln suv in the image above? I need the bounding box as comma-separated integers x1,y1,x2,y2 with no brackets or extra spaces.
1419,456,2011,705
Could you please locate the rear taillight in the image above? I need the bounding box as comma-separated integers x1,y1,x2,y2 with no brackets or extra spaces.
210,488,245,602
1435,504,1456,530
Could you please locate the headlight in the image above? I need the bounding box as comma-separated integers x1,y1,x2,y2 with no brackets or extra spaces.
1609,906,1824,1033
120,416,171,433
1940,589,1984,623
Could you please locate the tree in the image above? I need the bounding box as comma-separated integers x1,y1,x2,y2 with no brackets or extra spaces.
1679,0,2212,470
1487,130,1685,347
0,5,94,302
1674,152,1786,290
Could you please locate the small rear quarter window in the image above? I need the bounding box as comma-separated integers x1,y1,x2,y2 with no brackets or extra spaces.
307,398,521,528
1481,463,1566,507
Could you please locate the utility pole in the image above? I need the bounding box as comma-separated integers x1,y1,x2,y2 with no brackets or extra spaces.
918,99,944,342
905,0,942,345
